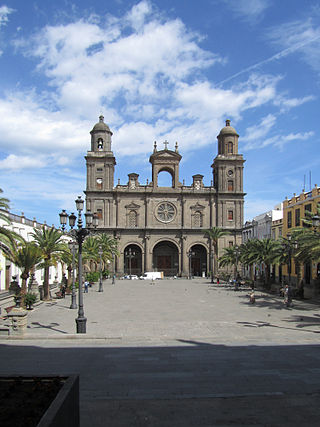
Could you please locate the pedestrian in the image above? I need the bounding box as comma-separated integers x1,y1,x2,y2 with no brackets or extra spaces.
84,280,89,293
61,284,66,298
249,290,255,304
216,276,220,285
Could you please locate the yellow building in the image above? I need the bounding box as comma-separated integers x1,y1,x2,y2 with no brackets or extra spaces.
271,217,283,283
282,185,320,295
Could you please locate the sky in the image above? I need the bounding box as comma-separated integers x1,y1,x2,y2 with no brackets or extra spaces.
0,0,319,227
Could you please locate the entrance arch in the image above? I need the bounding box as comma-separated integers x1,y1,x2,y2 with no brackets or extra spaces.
153,241,179,277
124,244,142,277
190,244,207,277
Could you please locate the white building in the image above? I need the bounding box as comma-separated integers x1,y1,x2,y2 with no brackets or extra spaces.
243,203,283,243
242,204,283,280
0,210,63,291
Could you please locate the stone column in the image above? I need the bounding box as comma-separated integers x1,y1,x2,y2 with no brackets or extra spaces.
7,308,28,335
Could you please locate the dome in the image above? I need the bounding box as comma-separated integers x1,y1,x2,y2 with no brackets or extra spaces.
91,115,111,133
218,119,238,136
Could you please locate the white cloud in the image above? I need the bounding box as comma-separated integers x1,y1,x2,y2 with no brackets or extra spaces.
0,154,46,170
0,5,14,27
0,1,313,166
268,18,320,74
224,0,271,23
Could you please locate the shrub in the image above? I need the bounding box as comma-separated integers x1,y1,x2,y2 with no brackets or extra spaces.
86,271,100,283
25,292,37,308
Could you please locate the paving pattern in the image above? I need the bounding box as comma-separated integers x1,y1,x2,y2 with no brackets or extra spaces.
1,278,320,426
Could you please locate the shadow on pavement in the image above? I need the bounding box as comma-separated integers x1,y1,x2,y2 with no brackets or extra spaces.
1,340,320,426
29,322,68,334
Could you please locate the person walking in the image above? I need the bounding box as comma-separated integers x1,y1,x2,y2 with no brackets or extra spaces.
84,280,89,293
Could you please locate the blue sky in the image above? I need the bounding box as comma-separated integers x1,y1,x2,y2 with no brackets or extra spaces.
0,0,319,227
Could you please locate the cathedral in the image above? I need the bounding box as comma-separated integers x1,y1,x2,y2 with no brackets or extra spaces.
85,116,245,278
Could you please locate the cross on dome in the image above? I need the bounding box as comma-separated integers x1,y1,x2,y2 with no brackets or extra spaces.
163,140,169,150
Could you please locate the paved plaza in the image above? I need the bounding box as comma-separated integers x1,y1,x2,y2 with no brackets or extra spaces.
1,278,320,426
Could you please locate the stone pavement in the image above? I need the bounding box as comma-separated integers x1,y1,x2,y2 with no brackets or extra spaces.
1,278,320,426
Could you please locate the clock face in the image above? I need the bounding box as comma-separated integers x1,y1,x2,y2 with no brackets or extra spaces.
156,202,175,223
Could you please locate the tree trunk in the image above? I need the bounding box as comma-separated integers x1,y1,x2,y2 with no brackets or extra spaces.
43,266,50,300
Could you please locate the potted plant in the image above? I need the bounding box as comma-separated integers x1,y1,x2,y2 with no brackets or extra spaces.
24,292,37,310
14,291,22,308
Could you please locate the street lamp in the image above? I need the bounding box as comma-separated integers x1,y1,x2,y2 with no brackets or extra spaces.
210,251,214,283
112,252,115,285
125,248,136,278
59,196,99,333
68,240,78,309
188,249,195,280
98,245,103,292
312,214,320,229
234,245,240,280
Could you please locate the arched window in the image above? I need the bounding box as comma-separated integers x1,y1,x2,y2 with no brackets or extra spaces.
96,178,103,190
228,210,234,221
128,210,137,227
227,141,233,154
228,180,234,191
97,138,103,150
193,211,203,227
157,170,173,187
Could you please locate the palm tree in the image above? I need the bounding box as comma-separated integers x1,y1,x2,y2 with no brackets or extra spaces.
245,238,279,287
83,236,100,273
240,239,258,281
205,227,230,277
9,242,42,304
0,189,24,257
31,226,65,300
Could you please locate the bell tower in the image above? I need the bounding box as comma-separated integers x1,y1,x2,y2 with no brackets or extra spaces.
212,119,245,233
85,115,116,227
85,115,116,193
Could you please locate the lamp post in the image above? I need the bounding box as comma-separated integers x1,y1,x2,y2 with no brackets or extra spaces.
312,214,320,229
210,251,214,283
98,245,103,292
59,196,99,333
188,249,195,280
234,245,240,280
125,248,135,278
112,252,115,285
68,240,78,309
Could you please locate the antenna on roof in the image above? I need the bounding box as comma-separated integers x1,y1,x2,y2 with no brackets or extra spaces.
309,171,312,191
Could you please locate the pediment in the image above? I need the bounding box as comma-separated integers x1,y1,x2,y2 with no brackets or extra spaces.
190,202,205,211
125,202,140,209
149,150,182,163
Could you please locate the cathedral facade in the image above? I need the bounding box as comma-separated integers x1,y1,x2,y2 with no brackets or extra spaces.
85,116,245,278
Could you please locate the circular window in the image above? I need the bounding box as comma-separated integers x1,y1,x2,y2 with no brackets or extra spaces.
227,169,234,176
156,202,176,223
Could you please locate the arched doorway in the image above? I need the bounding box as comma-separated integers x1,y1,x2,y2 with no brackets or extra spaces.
153,241,179,277
190,245,207,277
124,244,142,277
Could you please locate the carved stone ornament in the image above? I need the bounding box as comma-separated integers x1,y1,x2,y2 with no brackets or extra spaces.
156,202,176,223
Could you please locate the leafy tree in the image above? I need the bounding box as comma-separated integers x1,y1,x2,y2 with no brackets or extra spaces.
9,242,42,304
83,234,118,274
31,226,65,300
83,236,100,272
238,238,280,287
0,189,24,257
205,227,230,276
301,202,320,228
